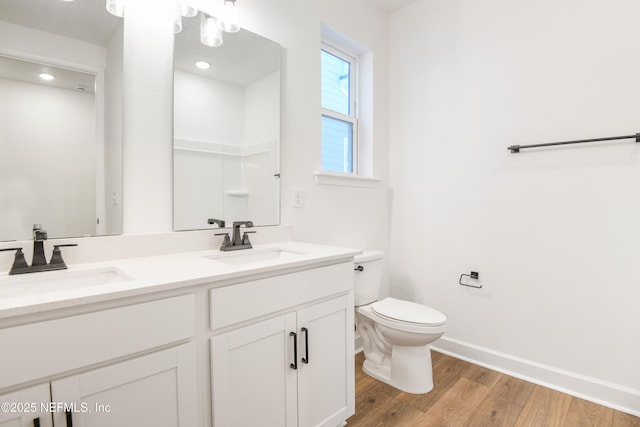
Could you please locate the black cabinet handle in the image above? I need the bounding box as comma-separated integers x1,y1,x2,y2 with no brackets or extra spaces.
33,417,40,427
65,410,73,427
301,327,309,364
289,332,297,370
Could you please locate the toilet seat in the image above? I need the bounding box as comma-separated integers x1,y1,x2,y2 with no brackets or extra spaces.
371,297,446,327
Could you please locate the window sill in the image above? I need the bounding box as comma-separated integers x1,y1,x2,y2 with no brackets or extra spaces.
313,172,381,188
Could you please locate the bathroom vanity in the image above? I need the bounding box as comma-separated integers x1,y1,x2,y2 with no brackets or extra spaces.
0,241,358,427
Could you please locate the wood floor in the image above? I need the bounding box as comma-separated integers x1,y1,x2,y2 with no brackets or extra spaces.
346,351,640,427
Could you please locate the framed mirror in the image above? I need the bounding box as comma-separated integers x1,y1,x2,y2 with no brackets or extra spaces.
173,13,281,231
0,0,123,241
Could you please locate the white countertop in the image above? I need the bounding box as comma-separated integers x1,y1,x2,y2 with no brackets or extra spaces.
0,241,361,320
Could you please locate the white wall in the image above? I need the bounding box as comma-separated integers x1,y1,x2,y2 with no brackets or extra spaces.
121,0,174,233
389,0,640,414
105,22,124,236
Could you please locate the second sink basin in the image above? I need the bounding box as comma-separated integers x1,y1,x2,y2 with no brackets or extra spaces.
0,267,133,299
204,248,306,265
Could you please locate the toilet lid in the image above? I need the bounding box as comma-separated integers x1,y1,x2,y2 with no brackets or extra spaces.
371,297,446,326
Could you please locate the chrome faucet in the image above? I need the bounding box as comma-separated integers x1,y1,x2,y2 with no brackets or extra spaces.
0,224,77,275
215,221,255,251
208,218,226,227
231,221,253,246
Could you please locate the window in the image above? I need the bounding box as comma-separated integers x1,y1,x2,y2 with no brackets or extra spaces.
321,42,357,174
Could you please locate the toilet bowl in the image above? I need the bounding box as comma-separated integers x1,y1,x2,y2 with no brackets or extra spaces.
354,251,446,394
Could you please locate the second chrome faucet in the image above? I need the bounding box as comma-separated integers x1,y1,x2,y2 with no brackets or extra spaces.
215,221,255,251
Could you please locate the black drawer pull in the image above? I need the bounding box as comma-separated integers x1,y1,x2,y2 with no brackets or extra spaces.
65,409,73,427
301,327,309,364
289,332,298,370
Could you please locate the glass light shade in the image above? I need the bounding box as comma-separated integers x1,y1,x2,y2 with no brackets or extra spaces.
218,0,240,33
175,1,197,17
105,0,124,17
200,13,223,47
174,14,183,33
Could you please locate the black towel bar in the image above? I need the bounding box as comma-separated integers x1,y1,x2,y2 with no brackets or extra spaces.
508,132,640,153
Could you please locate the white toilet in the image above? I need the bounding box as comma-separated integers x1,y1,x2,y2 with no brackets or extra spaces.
354,251,446,394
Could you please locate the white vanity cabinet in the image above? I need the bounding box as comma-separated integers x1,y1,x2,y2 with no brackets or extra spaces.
0,344,196,427
296,296,351,427
211,313,298,426
0,295,197,427
209,262,355,427
51,343,196,427
0,384,52,427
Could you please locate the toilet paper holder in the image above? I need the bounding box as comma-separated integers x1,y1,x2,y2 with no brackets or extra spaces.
459,271,482,289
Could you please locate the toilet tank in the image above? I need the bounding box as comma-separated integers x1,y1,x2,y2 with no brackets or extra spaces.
354,250,384,306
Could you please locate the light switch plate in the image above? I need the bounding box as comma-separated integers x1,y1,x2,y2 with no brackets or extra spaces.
293,188,304,208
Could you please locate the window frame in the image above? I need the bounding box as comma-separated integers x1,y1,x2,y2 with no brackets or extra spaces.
321,40,359,175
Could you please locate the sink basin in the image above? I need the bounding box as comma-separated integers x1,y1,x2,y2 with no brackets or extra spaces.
204,248,306,265
0,267,132,299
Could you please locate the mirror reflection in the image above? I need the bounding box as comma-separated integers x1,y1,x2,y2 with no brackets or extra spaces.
0,0,123,241
173,14,281,231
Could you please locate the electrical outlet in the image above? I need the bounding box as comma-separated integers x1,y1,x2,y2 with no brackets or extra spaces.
293,188,304,208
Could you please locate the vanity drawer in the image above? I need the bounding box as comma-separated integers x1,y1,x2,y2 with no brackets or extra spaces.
210,261,353,330
0,294,195,390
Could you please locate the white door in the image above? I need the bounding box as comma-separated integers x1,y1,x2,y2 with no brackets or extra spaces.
297,296,354,427
51,343,197,427
0,383,52,427
211,313,298,427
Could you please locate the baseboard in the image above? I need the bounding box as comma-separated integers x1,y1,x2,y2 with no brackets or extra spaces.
431,336,640,417
354,333,363,355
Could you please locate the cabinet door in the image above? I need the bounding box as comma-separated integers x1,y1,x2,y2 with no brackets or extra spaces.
50,343,197,427
297,295,355,427
211,313,298,427
0,383,52,427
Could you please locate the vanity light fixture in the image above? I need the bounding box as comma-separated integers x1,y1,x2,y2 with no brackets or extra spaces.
174,0,197,33
218,0,240,33
200,13,223,47
195,61,211,70
38,72,55,81
175,1,197,18
105,0,124,17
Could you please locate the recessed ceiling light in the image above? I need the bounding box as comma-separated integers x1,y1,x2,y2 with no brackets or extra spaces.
38,73,55,81
195,61,211,70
